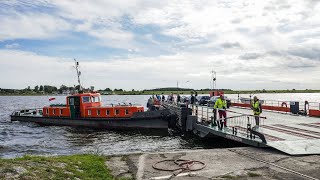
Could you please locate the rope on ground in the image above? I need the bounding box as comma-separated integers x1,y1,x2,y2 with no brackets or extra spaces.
229,149,319,180
152,159,206,179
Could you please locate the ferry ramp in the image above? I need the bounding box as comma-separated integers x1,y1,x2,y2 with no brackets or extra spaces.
190,105,320,155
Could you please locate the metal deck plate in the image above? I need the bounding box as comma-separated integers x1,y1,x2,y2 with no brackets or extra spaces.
267,139,320,155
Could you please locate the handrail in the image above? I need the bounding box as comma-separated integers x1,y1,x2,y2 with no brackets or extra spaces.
189,104,267,143
12,108,43,116
230,98,320,110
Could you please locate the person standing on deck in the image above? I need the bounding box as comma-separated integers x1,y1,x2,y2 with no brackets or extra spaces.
147,96,153,108
251,96,262,127
190,94,195,105
213,95,227,127
171,93,175,102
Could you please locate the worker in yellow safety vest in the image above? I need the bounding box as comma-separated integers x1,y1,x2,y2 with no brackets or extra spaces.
214,94,227,127
251,96,262,127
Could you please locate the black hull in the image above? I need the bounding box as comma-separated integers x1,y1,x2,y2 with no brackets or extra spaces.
10,111,169,130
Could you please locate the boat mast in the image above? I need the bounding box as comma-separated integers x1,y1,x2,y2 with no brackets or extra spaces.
74,58,82,91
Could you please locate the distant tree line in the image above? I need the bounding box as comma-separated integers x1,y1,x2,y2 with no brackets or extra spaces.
1,86,318,96
143,87,233,91
144,87,194,91
0,84,83,94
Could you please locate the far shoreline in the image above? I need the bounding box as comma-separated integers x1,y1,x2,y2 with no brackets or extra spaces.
1,89,320,96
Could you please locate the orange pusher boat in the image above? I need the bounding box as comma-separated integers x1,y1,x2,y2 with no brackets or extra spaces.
10,59,170,129
11,92,170,129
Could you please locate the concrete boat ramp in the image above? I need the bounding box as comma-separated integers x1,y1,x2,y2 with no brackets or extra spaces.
107,147,320,180
164,104,320,155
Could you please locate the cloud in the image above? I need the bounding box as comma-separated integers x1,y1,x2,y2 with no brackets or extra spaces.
239,53,263,60
5,43,20,49
0,12,71,41
0,0,319,90
0,50,73,88
220,42,241,49
287,45,320,60
87,28,135,49
1,49,320,90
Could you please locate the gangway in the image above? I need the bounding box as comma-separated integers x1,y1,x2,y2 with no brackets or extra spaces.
164,103,320,155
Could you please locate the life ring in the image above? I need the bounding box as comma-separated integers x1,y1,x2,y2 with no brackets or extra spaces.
281,102,287,108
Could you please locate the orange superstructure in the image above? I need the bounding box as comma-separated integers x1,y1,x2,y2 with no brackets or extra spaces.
43,93,144,118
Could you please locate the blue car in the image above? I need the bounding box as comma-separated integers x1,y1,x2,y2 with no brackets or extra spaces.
196,96,210,105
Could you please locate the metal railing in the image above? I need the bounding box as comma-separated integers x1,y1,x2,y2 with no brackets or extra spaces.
230,98,320,114
189,104,267,142
221,114,266,136
189,105,214,122
12,108,43,116
105,103,143,107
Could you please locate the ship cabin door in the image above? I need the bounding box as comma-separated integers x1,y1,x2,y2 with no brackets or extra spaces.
69,96,81,119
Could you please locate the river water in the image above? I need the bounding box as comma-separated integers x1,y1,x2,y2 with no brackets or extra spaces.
0,95,232,158
1,94,319,158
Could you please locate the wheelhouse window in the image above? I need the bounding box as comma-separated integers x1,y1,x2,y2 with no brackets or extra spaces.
69,98,74,105
125,109,129,115
53,109,56,115
92,96,101,103
88,110,91,116
97,109,100,116
60,109,63,115
82,96,91,103
46,108,48,114
115,109,119,115
106,110,110,115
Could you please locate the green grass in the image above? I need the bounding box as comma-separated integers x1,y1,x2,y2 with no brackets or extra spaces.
221,174,235,179
0,154,116,180
247,172,261,177
220,171,262,179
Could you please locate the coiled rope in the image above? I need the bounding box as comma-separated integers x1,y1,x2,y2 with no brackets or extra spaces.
152,159,206,178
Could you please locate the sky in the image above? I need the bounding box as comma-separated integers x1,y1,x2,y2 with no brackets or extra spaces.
0,0,319,91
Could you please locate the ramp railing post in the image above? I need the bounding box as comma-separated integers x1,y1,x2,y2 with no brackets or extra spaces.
304,101,309,116
206,106,209,122
247,117,251,138
196,105,198,116
201,106,203,122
